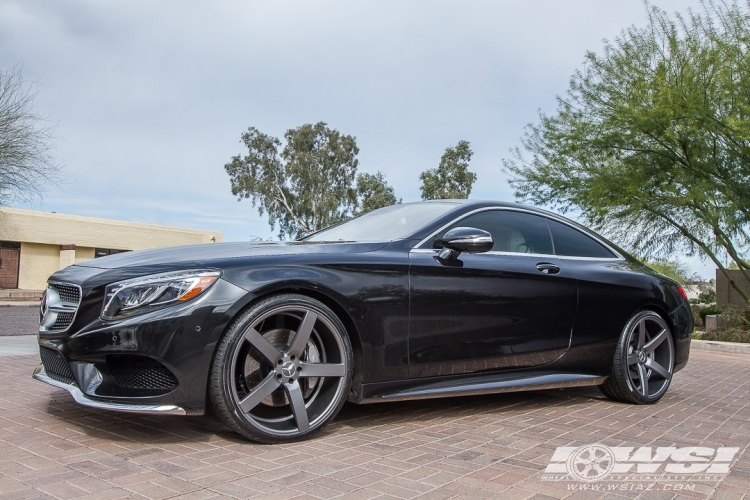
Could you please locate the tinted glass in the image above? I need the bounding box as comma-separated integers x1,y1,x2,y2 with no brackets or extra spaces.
306,203,458,242
432,210,554,255
548,220,615,258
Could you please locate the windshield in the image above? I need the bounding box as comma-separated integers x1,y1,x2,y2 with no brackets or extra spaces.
306,203,459,242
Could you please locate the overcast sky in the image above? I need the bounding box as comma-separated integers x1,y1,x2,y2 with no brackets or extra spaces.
1,0,716,278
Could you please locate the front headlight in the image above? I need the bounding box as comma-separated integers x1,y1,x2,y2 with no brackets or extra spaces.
101,269,221,320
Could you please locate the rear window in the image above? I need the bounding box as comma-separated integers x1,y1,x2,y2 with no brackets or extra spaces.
548,220,616,258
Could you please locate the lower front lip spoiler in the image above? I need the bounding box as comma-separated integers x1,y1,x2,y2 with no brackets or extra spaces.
32,364,186,416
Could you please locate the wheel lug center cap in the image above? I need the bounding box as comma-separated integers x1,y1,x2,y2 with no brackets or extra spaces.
638,350,647,363
280,361,296,378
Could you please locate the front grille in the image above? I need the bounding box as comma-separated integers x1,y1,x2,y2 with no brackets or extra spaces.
39,346,75,383
53,284,81,305
49,312,75,331
41,283,82,332
107,355,178,392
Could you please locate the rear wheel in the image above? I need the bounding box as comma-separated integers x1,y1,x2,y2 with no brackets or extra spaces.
599,310,674,404
210,294,353,443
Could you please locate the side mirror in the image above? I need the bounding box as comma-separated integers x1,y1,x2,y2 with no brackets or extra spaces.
438,227,493,260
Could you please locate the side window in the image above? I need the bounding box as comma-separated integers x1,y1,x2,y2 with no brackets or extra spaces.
432,211,554,255
548,220,616,258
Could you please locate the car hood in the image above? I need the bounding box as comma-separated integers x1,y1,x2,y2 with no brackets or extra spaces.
74,240,389,270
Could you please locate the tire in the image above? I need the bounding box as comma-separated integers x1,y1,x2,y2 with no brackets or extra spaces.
209,294,353,443
599,310,675,404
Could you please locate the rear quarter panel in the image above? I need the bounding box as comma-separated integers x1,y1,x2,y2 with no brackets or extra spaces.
553,258,691,374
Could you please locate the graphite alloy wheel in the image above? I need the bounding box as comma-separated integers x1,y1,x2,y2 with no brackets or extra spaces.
599,310,675,404
210,294,353,443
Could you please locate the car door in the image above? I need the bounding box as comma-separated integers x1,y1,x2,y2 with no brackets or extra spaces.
408,209,578,378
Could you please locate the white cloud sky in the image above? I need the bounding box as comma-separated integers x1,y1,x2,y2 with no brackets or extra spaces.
0,0,717,278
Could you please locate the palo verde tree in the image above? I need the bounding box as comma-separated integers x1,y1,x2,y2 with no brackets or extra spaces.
420,140,476,200
0,66,60,205
225,122,399,239
503,1,750,306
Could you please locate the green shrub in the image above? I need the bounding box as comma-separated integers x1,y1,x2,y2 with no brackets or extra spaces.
698,290,716,303
691,304,704,328
695,328,750,343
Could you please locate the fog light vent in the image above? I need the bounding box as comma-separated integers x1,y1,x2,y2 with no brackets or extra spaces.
106,355,178,391
39,346,75,383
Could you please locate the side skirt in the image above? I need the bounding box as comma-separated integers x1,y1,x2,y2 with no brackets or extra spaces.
359,372,607,403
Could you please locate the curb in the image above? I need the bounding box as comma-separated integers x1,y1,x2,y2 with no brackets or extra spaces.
0,302,40,308
692,339,750,354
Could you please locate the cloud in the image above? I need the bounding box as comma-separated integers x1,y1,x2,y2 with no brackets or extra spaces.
0,0,708,274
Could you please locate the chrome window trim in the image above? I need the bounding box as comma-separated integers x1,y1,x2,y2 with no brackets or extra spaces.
39,281,83,333
412,207,625,260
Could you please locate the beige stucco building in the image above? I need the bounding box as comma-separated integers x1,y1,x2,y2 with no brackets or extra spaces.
0,208,222,290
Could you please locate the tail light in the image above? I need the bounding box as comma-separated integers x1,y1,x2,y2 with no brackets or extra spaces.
676,285,688,301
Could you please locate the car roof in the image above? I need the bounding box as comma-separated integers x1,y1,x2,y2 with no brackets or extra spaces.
402,199,558,217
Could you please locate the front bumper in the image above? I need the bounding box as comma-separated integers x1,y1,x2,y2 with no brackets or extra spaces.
33,278,250,415
33,364,186,415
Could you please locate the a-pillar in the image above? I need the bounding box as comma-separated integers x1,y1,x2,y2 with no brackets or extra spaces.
59,244,76,270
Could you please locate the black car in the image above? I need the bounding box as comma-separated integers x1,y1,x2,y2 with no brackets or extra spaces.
35,200,692,443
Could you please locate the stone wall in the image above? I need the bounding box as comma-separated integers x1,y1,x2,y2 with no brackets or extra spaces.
716,269,750,311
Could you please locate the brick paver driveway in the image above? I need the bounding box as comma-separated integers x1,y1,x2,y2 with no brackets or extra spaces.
1,350,748,500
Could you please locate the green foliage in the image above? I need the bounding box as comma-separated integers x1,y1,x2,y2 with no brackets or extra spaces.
698,286,717,304
717,304,750,328
354,172,400,216
694,328,750,343
503,1,750,305
225,122,359,239
690,304,704,327
640,258,693,284
420,140,476,200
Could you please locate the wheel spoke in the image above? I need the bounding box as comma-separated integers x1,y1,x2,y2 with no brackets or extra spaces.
637,320,646,350
288,311,317,358
284,381,310,432
637,363,649,396
299,362,346,378
627,353,640,365
645,358,670,379
243,327,282,364
239,373,281,413
644,329,668,353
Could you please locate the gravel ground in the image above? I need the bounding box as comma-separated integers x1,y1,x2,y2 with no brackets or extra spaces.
0,307,39,336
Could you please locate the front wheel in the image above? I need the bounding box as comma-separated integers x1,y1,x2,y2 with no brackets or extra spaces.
599,310,674,404
210,294,353,443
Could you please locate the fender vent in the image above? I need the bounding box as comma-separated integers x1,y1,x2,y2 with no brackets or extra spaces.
107,355,178,392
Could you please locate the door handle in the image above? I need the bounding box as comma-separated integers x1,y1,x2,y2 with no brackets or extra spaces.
536,262,560,274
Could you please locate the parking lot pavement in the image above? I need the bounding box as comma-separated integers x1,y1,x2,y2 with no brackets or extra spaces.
0,336,38,356
0,351,748,500
0,307,39,336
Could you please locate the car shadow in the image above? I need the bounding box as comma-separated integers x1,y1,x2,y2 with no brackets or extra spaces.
38,385,608,445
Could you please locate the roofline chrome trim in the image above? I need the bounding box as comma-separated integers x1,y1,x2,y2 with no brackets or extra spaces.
409,248,623,261
412,206,625,260
32,364,186,416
